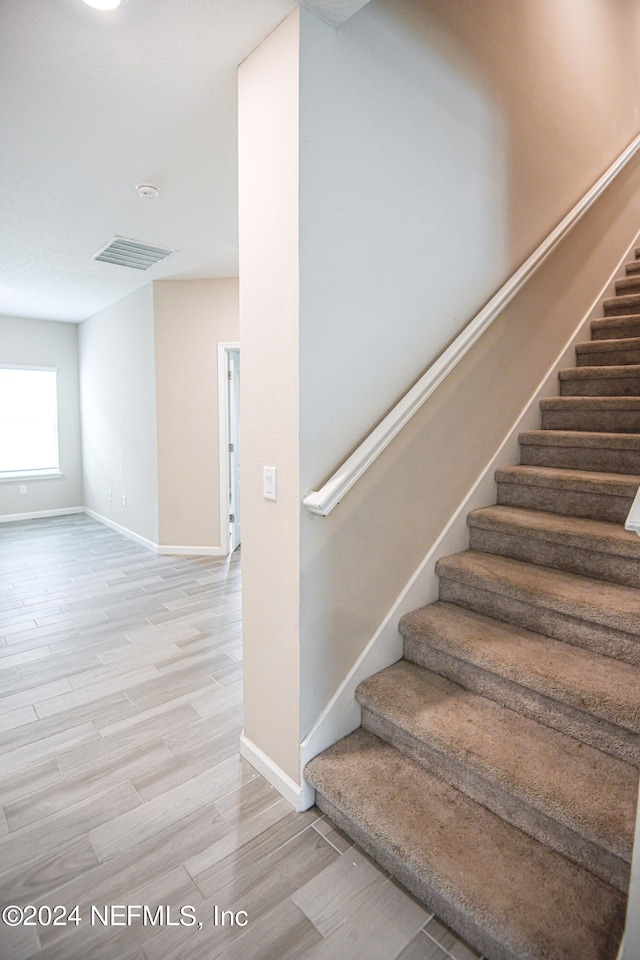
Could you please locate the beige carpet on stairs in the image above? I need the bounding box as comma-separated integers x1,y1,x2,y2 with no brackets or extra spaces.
305,247,640,960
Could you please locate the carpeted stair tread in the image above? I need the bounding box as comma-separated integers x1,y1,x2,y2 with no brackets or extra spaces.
575,336,640,355
558,366,640,396
436,550,640,664
539,397,640,433
520,429,640,449
434,550,640,643
466,505,640,586
356,660,636,875
495,463,640,493
304,245,640,957
558,364,640,382
495,465,638,521
615,276,640,296
575,337,640,366
540,396,640,412
468,504,640,556
615,276,640,294
304,728,626,960
591,314,640,340
604,292,640,316
400,598,640,737
518,430,640,474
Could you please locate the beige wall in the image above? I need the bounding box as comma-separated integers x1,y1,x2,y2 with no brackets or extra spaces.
299,161,640,734
298,0,640,493
0,315,82,519
79,279,237,551
238,8,302,783
240,0,640,793
298,0,640,737
421,0,640,253
79,285,159,545
153,278,239,551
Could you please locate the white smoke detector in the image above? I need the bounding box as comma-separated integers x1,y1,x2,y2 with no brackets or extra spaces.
136,183,160,199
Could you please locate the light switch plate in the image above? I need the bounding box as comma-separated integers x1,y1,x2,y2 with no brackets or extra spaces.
263,466,277,501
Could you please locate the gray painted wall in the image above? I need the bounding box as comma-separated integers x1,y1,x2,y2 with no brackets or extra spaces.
0,315,82,519
78,285,159,546
239,0,640,789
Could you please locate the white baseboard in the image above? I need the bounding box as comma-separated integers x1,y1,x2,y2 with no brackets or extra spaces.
157,544,226,557
301,225,640,773
83,508,158,553
240,732,315,811
0,506,83,524
6,506,226,559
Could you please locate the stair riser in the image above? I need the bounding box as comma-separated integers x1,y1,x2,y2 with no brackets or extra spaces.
559,376,640,396
577,349,640,366
404,630,640,766
306,231,640,960
520,443,640,474
313,791,512,960
308,731,627,960
604,298,640,317
496,483,632,523
615,279,640,295
540,409,640,432
360,704,630,892
468,528,640,589
436,576,640,666
591,320,640,341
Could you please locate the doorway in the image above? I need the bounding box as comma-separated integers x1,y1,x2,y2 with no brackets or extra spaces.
218,342,240,554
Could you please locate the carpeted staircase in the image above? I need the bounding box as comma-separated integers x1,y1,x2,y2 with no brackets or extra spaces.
305,252,640,960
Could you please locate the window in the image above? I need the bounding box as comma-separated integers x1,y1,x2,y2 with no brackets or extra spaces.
0,367,60,478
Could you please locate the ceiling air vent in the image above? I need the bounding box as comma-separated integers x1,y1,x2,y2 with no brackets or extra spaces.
93,236,176,271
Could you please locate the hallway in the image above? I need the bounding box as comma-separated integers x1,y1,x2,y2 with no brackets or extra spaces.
0,516,480,960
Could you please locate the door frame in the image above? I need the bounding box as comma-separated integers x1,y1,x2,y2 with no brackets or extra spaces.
218,341,240,556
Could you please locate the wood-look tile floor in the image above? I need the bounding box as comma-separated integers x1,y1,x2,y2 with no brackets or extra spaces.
0,515,483,960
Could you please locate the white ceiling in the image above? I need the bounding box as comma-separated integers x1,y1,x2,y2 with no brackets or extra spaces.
0,0,369,324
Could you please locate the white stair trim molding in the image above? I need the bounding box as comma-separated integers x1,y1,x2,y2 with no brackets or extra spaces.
625,487,640,537
303,131,640,517
300,226,640,781
240,731,315,811
0,506,83,524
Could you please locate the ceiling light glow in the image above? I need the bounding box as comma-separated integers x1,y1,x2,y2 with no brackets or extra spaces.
81,0,121,11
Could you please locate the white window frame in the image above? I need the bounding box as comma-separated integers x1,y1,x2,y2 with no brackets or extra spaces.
0,364,62,481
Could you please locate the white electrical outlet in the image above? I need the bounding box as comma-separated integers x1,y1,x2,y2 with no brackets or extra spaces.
122,495,127,507
19,485,27,495
108,490,112,502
